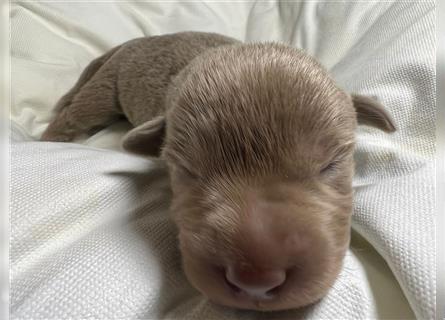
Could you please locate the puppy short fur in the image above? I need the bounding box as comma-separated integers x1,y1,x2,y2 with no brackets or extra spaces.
41,31,396,311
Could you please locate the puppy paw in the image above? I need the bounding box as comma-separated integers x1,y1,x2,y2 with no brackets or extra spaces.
40,129,74,142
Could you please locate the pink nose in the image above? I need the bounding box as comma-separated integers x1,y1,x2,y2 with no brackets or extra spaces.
225,266,286,298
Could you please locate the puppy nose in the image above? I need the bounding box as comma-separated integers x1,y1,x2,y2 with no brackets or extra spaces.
225,265,286,298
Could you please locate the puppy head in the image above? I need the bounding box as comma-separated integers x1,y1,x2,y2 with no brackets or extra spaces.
123,43,395,310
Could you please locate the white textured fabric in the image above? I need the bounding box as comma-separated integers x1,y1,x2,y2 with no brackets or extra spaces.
10,1,435,319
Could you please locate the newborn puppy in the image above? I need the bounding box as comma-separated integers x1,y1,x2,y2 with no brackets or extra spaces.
41,31,396,311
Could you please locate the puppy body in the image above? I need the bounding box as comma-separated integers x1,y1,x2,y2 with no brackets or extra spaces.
41,32,239,142
41,32,396,311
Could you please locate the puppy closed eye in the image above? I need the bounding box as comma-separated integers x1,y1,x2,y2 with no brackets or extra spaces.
320,160,341,174
320,144,354,175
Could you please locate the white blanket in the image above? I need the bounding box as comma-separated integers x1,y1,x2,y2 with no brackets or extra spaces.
10,1,435,319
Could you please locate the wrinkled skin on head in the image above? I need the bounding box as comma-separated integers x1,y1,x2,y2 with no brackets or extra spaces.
123,42,395,311
163,44,357,310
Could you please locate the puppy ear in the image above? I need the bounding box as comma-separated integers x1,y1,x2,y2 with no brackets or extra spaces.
122,116,166,157
351,94,396,132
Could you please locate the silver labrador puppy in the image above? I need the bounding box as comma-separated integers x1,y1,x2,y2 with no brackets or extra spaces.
41,31,395,311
